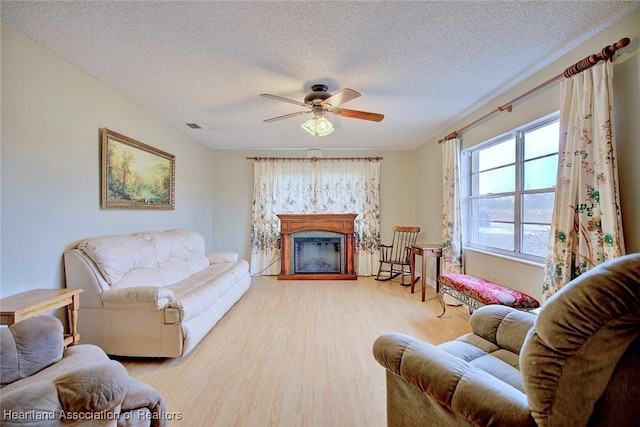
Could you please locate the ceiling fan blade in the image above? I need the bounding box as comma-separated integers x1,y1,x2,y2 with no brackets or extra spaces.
260,93,307,107
263,110,311,123
321,88,361,108
331,108,384,122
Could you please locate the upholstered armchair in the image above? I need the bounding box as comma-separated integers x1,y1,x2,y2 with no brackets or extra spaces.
1,315,167,427
373,253,640,426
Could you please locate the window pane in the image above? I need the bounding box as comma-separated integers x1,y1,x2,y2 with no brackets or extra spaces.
521,224,550,257
476,223,514,251
477,166,515,194
523,154,558,190
522,192,554,223
473,196,514,223
478,138,515,171
524,121,559,160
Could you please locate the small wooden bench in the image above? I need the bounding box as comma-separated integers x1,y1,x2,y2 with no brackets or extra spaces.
436,273,540,317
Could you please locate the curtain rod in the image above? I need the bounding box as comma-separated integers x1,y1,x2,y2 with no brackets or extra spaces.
246,156,383,162
437,37,631,143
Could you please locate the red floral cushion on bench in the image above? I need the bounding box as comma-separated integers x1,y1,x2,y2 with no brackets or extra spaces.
438,273,540,309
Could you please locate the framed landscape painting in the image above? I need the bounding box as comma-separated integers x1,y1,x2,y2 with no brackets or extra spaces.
100,128,175,210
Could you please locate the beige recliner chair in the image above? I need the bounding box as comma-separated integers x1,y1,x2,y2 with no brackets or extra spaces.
373,253,640,426
1,315,168,427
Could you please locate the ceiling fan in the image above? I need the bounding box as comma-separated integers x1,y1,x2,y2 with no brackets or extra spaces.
260,84,384,135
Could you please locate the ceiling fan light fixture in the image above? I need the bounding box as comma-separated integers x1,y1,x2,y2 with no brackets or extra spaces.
301,115,334,137
262,84,383,132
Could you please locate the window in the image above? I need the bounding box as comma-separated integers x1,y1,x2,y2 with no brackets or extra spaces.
464,114,559,262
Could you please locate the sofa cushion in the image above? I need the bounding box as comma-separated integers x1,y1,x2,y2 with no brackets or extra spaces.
116,268,166,287
78,234,157,286
469,351,523,391
134,229,205,262
168,261,248,321
207,251,240,264
0,315,64,386
133,231,175,263
429,306,534,402
79,229,211,288
160,256,196,285
438,335,525,394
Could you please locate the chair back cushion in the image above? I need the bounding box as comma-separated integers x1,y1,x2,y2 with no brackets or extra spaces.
469,305,536,355
520,253,640,426
0,315,64,387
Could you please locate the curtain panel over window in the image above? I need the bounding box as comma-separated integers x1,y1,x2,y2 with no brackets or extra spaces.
543,61,625,299
441,137,463,274
250,160,381,276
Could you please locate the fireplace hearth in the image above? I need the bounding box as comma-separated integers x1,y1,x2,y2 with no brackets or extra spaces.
277,213,357,280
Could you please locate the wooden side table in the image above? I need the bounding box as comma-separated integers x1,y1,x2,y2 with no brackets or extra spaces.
409,244,442,302
0,288,83,346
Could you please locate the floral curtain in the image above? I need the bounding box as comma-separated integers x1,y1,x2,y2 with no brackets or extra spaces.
250,160,381,276
542,61,625,299
441,137,463,274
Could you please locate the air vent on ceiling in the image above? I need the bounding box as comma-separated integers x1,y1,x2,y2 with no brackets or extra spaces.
186,123,202,129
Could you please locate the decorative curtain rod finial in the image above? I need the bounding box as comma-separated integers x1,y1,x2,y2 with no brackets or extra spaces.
564,37,631,78
438,131,459,144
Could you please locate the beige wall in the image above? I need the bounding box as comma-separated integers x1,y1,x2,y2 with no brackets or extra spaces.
415,9,640,302
1,23,214,297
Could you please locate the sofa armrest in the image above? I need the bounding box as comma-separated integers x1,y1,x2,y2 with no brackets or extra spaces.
373,332,534,426
207,251,239,264
373,332,468,403
102,286,175,310
0,359,129,425
55,360,128,415
120,377,168,427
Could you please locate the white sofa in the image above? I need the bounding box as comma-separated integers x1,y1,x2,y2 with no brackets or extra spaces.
63,229,251,358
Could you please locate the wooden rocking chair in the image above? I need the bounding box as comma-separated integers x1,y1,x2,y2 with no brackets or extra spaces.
375,225,420,286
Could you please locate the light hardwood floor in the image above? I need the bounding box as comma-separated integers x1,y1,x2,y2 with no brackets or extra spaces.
119,276,471,427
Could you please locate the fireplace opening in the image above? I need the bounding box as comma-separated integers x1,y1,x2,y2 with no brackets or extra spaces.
294,236,342,274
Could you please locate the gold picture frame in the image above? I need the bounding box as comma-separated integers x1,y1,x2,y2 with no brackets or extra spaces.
100,128,175,210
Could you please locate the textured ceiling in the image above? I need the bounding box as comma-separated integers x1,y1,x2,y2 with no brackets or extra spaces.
2,1,639,150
